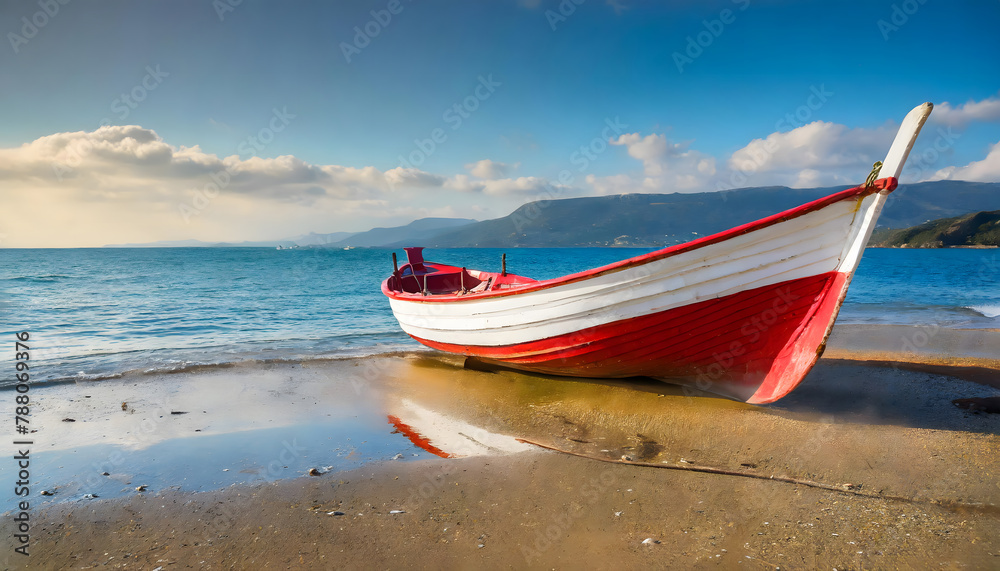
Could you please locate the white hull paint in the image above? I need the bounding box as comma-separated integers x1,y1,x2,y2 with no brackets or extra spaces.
387,104,933,349
391,195,865,346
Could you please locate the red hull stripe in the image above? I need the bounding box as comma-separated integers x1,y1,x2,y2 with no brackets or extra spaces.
411,272,848,404
383,178,895,303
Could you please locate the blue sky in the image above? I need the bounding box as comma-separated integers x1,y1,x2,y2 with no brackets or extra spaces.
1,0,998,246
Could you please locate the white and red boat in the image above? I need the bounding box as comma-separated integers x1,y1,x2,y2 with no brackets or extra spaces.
382,103,933,403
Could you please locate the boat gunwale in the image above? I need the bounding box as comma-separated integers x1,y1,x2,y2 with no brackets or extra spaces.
381,177,897,303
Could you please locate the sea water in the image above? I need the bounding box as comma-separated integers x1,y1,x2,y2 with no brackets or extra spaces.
1,247,997,386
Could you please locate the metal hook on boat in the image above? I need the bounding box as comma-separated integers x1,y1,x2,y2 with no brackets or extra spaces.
865,161,883,189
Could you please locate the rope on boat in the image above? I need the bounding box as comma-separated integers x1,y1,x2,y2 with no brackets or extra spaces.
865,161,883,188
516,437,998,515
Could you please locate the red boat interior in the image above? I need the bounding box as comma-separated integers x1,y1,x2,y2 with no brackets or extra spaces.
386,247,536,296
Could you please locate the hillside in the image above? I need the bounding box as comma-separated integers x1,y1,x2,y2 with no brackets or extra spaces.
336,217,477,247
870,210,1000,248
291,231,356,246
875,181,1000,229
424,181,1000,248
103,181,1000,249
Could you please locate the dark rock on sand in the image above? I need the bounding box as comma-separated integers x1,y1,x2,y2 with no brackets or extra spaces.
953,397,1000,413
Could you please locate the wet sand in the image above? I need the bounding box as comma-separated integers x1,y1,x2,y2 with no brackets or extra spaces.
2,325,998,569
826,324,1000,377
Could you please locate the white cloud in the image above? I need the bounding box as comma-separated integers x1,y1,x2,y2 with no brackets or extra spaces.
445,174,570,196
0,114,987,248
596,119,908,192
792,168,824,188
598,132,716,193
930,92,1000,128
0,126,393,202
927,140,1000,182
481,176,566,196
465,158,519,179
444,174,481,192
610,133,681,176
584,173,635,196
727,121,894,187
384,167,447,188
0,125,579,246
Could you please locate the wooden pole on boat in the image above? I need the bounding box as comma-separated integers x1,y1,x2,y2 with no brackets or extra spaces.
501,253,507,277
391,252,401,291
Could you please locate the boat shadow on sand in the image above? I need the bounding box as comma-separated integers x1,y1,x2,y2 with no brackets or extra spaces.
391,353,998,510
408,353,999,436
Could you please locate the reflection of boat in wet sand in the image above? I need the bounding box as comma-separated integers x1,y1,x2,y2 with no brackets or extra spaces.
388,399,532,458
382,104,933,403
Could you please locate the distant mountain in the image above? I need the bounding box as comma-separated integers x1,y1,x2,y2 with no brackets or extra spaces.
103,239,225,248
102,218,474,249
101,181,1000,249
870,210,1000,248
336,217,477,247
291,231,357,247
423,181,1000,248
208,239,298,248
876,181,1000,229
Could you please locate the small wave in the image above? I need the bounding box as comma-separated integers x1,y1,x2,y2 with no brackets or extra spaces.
0,343,427,388
3,274,73,283
967,305,1000,318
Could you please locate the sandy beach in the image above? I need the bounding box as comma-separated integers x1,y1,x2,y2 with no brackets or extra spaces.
5,1,999,568
2,324,998,569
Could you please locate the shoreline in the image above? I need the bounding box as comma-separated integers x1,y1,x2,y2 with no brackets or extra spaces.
12,322,1000,389
9,348,431,389
2,331,997,568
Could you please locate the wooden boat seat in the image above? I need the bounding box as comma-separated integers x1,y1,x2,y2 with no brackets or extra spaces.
403,247,427,274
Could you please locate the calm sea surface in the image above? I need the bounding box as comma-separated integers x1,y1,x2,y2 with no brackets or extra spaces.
1,247,997,386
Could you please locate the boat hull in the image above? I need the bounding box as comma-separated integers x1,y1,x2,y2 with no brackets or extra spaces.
381,103,934,403
384,182,883,404
385,185,881,403
412,271,847,403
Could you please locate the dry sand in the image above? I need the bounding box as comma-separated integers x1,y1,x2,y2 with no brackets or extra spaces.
1,325,998,569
